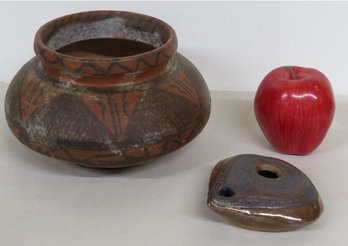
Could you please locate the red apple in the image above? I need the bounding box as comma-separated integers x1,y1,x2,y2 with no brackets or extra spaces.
254,66,335,155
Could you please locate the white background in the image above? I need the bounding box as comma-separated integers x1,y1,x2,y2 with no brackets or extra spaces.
1,1,348,94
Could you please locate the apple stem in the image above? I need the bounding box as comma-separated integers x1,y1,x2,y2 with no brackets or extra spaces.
286,67,297,80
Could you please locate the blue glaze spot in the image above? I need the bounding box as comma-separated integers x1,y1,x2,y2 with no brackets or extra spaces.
219,187,235,197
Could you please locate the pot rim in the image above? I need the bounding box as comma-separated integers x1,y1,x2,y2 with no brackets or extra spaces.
34,10,178,76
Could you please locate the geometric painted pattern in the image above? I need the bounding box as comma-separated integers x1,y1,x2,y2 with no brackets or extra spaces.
5,11,210,167
5,55,211,168
34,11,177,77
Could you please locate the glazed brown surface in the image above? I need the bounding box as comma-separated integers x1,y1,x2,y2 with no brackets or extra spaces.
207,155,323,231
57,38,156,58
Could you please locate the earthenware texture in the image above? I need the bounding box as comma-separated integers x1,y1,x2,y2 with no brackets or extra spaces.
5,11,211,168
207,154,323,232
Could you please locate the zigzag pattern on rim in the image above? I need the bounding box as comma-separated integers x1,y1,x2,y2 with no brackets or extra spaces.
34,10,178,76
38,47,172,75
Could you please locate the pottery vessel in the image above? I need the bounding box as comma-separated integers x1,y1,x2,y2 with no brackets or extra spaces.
5,11,211,168
207,154,323,231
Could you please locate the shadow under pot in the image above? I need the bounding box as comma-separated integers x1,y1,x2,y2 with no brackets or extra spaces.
5,11,211,168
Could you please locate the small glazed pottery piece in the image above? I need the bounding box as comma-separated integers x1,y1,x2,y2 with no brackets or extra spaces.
207,154,323,232
5,11,211,168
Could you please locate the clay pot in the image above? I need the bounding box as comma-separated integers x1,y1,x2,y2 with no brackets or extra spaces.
5,11,211,168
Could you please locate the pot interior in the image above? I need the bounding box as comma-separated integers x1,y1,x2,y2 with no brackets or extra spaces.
57,38,156,58
43,14,170,58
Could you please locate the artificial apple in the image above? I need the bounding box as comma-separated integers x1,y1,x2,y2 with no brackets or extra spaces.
254,66,335,155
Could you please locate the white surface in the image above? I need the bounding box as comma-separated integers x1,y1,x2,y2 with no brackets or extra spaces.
2,1,348,93
0,82,347,245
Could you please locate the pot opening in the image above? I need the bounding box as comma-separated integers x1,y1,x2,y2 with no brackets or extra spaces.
57,38,156,58
256,163,283,179
42,13,171,59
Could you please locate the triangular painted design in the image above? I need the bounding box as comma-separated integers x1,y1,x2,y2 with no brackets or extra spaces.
80,91,142,141
156,70,200,105
20,78,60,121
